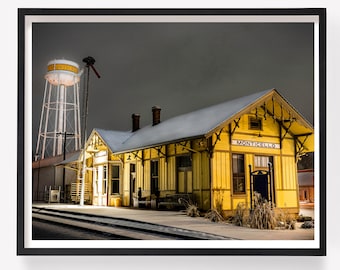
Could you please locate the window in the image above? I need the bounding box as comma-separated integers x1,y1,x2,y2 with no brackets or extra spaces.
232,154,245,194
249,117,262,130
111,165,120,194
151,160,159,195
255,155,270,168
177,155,192,168
93,167,98,195
254,155,273,169
103,165,107,195
130,164,136,193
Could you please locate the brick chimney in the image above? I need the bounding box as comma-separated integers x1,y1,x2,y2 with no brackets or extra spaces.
132,113,140,132
152,106,161,126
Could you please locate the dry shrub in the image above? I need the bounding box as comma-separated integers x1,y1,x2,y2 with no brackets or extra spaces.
276,209,297,230
248,192,276,230
204,209,225,222
204,190,226,222
186,204,200,217
214,190,224,215
179,198,200,217
232,202,247,226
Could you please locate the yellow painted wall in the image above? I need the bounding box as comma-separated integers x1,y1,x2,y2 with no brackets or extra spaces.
304,134,314,152
281,138,294,154
81,98,312,214
211,151,230,190
232,198,247,211
276,190,299,208
212,190,231,210
117,142,213,209
274,156,283,190
88,110,306,213
120,144,194,202
159,158,167,193
192,151,211,209
166,156,176,193
282,156,298,190
210,113,300,213
122,162,130,206
214,129,229,151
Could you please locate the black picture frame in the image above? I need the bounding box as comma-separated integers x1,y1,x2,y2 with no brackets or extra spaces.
17,8,326,256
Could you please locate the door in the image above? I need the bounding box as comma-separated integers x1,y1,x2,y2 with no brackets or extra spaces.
177,167,193,193
92,165,108,206
151,160,159,195
249,162,273,210
176,155,192,194
129,164,136,206
253,171,269,201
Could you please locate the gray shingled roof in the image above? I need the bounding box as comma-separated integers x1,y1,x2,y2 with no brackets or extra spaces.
94,129,132,152
95,89,279,153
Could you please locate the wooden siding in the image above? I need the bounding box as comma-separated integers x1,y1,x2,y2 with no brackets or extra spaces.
192,151,211,209
81,107,308,215
211,151,230,190
210,113,300,214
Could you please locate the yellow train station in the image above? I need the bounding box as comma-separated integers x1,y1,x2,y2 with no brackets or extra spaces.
58,88,314,216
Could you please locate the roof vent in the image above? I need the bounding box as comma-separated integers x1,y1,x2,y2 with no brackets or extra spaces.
152,106,161,126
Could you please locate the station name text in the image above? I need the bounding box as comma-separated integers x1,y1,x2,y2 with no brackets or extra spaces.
232,139,280,149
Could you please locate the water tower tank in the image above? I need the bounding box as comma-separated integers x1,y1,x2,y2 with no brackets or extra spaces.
45,59,80,86
35,59,82,160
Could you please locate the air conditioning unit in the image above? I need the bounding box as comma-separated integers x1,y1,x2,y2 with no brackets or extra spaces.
49,186,61,203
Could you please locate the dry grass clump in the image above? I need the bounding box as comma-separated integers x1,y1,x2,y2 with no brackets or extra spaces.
248,192,276,230
204,209,225,222
232,202,248,226
185,204,200,217
204,191,225,222
179,198,200,217
276,209,297,230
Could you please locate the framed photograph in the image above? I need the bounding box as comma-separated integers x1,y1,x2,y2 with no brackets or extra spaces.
18,8,326,256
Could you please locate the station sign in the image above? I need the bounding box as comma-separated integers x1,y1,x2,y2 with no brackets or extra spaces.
232,139,280,149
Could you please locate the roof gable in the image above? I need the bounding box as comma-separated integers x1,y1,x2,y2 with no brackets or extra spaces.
94,128,131,153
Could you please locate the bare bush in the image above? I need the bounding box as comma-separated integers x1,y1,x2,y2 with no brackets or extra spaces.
179,198,200,217
232,202,247,226
204,209,225,222
204,190,225,222
276,209,297,230
248,192,276,230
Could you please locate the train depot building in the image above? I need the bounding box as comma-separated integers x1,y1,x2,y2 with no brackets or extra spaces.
40,89,314,217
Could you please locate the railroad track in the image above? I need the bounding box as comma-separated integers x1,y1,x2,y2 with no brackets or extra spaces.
32,207,234,240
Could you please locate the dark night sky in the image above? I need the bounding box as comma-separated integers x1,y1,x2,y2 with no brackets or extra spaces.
32,22,314,151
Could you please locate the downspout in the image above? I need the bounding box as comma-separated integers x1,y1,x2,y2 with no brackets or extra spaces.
294,137,300,214
106,162,109,207
198,148,202,209
208,136,213,210
228,123,233,211
142,150,145,193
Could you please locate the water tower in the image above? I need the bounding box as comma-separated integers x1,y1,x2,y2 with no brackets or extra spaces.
35,59,82,160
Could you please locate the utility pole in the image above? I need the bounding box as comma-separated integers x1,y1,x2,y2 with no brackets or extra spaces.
57,131,74,202
80,56,100,206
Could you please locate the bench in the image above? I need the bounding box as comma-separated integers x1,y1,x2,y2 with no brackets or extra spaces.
158,194,192,210
138,199,151,208
136,196,157,209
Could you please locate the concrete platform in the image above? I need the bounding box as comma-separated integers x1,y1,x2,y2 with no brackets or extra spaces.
32,203,314,240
